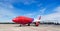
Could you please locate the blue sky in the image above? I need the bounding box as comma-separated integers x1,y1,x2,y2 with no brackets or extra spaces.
0,0,60,22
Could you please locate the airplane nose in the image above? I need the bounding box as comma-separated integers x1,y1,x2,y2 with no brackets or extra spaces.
12,18,16,22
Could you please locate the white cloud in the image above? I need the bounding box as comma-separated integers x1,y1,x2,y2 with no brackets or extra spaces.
39,8,46,14
23,13,36,18
0,0,38,5
37,4,42,7
54,6,60,12
40,6,60,23
0,2,17,22
0,8,17,22
20,0,38,5
0,2,14,9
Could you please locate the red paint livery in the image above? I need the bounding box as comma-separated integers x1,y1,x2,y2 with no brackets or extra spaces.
12,16,34,24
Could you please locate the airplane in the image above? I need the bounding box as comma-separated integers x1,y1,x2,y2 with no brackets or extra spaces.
12,16,41,26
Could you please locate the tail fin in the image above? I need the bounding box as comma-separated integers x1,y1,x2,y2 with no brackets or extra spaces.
38,16,41,20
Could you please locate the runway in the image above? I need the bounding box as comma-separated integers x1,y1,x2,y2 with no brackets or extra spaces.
0,24,60,31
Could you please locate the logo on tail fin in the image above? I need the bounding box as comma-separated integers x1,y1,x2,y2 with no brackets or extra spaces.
38,16,41,20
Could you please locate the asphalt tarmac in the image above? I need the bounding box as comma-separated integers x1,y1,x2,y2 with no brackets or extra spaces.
0,24,60,31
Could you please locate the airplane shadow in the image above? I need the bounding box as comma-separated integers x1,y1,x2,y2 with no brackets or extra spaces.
14,24,38,27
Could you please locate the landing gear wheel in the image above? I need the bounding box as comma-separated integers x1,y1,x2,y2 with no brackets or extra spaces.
28,23,30,26
19,24,21,27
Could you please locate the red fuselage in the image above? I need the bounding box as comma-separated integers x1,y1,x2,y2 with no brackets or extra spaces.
12,16,34,24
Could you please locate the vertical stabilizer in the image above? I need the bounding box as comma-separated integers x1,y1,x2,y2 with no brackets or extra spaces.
38,16,41,20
